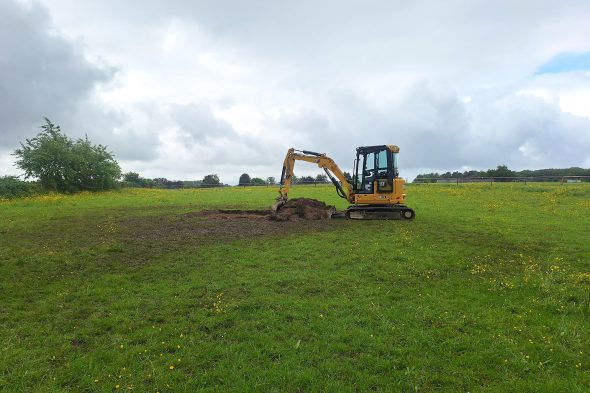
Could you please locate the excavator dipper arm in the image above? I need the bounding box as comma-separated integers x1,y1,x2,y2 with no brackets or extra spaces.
272,148,354,211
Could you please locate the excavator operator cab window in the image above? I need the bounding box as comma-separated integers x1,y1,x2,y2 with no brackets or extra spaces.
358,152,375,193
376,149,394,193
376,150,388,176
354,146,397,194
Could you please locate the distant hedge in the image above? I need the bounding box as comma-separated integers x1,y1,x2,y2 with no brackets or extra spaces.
0,176,41,199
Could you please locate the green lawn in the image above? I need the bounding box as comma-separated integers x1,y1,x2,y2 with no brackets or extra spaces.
1,183,589,392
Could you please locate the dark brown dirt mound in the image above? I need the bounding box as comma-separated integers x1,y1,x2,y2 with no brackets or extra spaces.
270,198,335,221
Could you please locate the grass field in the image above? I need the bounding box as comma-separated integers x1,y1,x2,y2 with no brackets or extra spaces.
1,183,589,392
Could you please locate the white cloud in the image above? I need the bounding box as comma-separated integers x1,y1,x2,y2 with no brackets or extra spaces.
2,0,590,183
521,71,590,118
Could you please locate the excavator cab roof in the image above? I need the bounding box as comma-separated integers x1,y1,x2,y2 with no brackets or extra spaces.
356,145,400,155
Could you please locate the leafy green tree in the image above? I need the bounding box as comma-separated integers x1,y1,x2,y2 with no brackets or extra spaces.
153,178,170,187
239,173,251,185
141,178,155,188
13,118,121,192
266,176,276,185
123,172,141,183
202,174,221,186
343,171,353,183
487,165,514,181
123,172,154,188
250,177,266,186
315,174,328,183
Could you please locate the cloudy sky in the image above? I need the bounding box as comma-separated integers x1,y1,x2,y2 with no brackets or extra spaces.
1,0,589,183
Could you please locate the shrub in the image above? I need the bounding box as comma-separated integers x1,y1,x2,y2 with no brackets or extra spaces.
0,176,40,199
250,177,267,186
13,118,121,193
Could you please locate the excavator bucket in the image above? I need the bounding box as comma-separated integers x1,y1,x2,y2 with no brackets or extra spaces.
271,196,288,213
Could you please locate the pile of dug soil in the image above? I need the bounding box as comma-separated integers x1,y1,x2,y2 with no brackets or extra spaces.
270,198,335,221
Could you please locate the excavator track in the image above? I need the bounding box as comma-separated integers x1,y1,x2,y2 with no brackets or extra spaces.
344,205,415,220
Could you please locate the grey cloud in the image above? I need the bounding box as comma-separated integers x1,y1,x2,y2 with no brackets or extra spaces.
116,101,271,167
72,101,236,162
84,99,274,167
0,0,115,150
28,101,160,162
91,108,161,162
169,103,234,143
270,86,460,173
42,0,590,86
278,109,331,137
275,81,590,174
466,94,590,168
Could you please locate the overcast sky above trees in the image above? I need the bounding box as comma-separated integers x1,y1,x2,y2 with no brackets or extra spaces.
1,0,589,183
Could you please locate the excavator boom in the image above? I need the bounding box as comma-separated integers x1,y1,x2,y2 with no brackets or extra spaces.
273,148,354,211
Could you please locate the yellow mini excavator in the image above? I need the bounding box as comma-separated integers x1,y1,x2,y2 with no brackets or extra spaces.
272,145,416,220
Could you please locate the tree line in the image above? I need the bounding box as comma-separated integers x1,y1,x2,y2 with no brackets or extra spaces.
414,165,590,182
4,119,588,199
1,119,354,198
238,173,352,186
122,172,224,189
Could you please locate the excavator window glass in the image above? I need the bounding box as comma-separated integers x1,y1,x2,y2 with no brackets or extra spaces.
376,150,388,175
358,152,375,193
375,148,394,193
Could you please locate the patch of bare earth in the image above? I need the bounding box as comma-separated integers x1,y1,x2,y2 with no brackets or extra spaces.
118,200,335,245
105,198,339,264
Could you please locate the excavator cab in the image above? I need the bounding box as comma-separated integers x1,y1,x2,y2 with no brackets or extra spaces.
353,145,399,195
